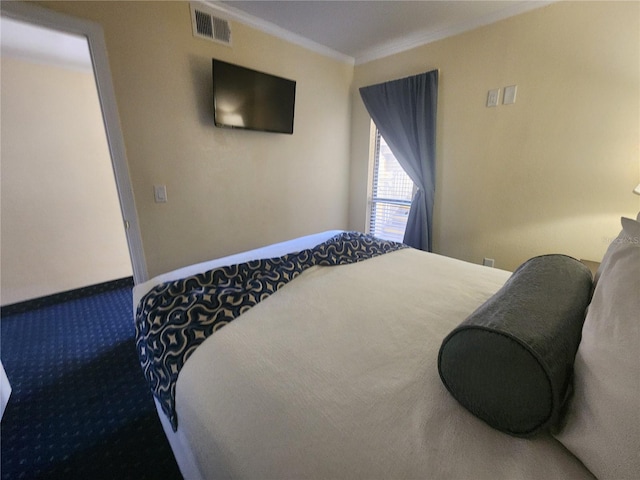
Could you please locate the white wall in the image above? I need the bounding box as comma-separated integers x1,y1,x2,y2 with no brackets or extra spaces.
0,55,132,305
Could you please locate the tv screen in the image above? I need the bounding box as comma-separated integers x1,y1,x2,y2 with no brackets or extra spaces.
212,59,296,134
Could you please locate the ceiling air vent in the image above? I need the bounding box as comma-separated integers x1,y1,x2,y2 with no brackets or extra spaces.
190,2,232,46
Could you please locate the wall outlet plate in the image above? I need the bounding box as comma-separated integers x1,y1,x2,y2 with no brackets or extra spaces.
483,257,495,267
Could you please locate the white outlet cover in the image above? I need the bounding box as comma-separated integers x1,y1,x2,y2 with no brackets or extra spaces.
487,89,500,107
483,258,495,267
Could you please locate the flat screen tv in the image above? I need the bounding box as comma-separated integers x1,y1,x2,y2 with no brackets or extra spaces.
212,59,296,134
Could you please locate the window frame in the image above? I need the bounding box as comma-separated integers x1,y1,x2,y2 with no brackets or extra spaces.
366,124,415,243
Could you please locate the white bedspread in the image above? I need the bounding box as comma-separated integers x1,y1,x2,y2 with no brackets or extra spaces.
165,246,593,479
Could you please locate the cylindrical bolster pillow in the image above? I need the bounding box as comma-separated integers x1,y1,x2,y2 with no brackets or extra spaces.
438,255,593,437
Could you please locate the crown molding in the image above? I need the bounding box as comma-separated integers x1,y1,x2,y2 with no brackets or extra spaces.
202,1,355,65
203,1,554,67
355,1,556,65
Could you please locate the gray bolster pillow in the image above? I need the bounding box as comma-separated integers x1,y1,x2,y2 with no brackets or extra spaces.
438,255,593,437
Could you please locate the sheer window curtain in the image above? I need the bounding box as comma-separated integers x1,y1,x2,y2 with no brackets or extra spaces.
359,70,438,251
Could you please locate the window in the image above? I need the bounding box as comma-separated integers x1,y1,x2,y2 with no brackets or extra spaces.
368,128,414,243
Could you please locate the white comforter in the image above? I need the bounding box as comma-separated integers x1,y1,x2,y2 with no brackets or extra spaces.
142,237,593,479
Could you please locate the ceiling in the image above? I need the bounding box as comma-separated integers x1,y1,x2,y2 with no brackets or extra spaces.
215,1,553,64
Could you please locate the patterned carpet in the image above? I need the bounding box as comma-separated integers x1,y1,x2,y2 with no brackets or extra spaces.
1,285,183,479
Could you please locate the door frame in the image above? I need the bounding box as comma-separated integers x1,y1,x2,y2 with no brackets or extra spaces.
1,1,148,283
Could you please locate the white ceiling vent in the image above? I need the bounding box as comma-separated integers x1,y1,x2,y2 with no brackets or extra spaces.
190,2,232,46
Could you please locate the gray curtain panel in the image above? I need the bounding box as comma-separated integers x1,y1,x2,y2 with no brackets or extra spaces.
359,70,438,251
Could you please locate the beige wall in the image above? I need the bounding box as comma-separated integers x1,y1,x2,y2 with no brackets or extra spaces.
350,1,640,271
38,1,353,278
1,56,132,305
28,1,639,279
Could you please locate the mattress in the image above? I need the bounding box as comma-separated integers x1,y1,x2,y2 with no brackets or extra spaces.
133,231,594,480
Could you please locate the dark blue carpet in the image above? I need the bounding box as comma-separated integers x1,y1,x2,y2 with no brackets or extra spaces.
1,286,183,479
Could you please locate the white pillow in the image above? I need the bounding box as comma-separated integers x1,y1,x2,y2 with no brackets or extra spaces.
553,214,640,479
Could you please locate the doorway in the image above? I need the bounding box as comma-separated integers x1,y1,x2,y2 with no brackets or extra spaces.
1,2,147,305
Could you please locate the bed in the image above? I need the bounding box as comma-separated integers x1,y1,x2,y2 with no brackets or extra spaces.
133,216,639,480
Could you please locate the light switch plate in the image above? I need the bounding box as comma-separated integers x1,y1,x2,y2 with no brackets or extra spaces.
487,89,500,107
154,184,167,203
503,85,517,104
